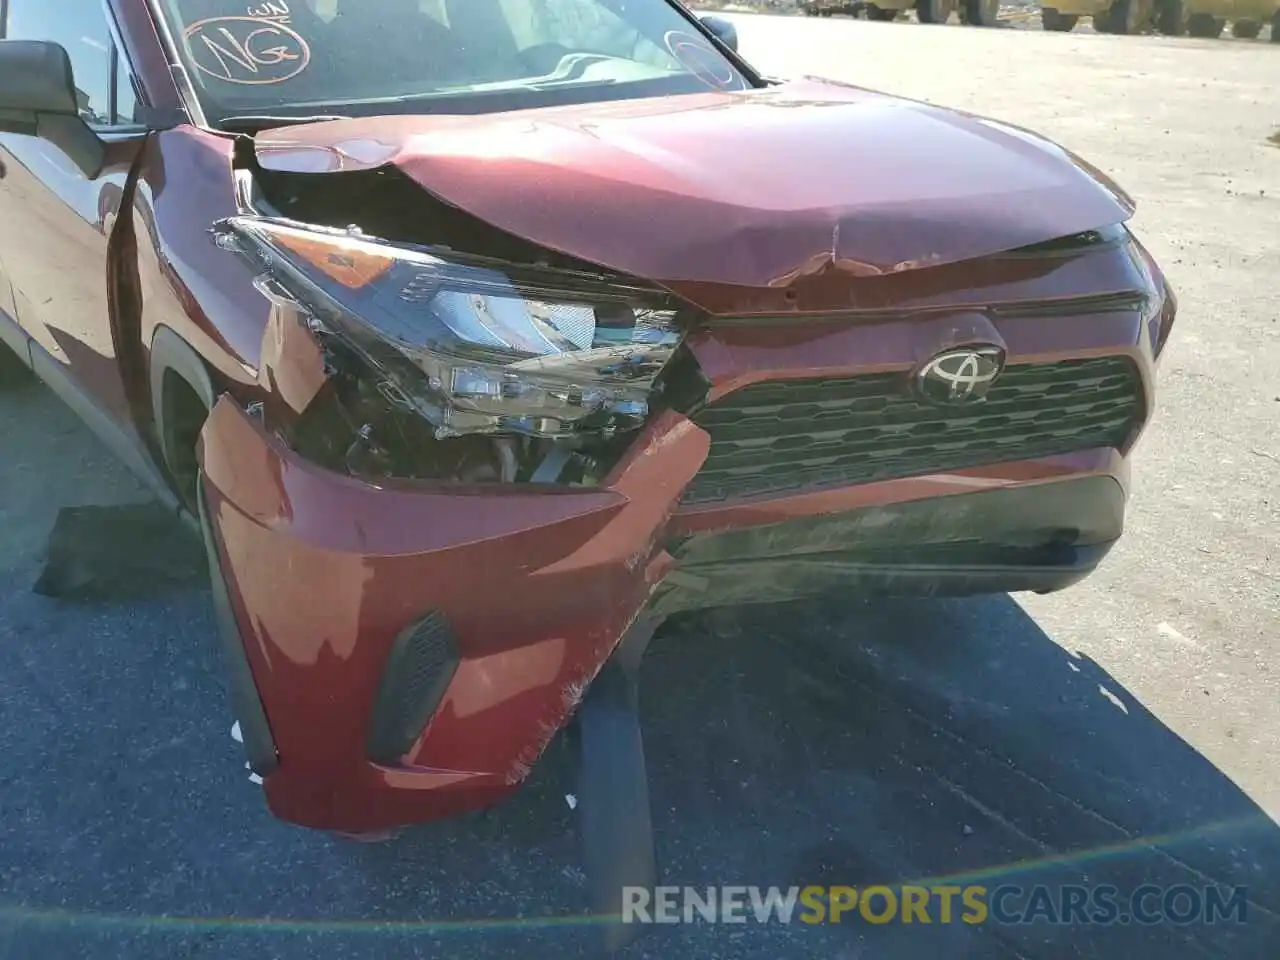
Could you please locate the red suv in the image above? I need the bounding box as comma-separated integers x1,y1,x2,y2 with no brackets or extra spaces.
0,0,1173,914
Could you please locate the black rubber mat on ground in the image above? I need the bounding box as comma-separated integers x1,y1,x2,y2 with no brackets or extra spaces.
33,503,207,601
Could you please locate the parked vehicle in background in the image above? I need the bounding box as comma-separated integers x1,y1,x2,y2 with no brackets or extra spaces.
861,0,1002,24
1044,0,1280,33
1159,0,1280,37
802,0,869,14
1041,0,1153,32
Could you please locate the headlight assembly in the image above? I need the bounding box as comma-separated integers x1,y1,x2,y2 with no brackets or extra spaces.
1121,226,1175,359
213,217,684,441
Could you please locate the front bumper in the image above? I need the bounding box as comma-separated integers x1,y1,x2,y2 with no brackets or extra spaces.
201,397,1128,833
200,401,708,831
199,248,1167,831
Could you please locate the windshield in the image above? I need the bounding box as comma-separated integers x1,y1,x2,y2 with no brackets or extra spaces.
155,0,753,124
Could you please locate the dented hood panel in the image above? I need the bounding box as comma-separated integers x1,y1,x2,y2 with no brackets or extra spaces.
254,78,1134,287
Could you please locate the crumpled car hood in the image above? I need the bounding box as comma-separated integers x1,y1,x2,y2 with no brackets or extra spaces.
254,77,1134,287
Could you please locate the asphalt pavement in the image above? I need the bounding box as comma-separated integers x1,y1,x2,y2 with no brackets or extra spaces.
2,14,1278,960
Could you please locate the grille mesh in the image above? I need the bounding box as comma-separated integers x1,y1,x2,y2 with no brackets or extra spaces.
365,612,459,764
680,357,1143,505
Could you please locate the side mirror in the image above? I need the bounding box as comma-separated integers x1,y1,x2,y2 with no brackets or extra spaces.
0,40,105,178
699,16,739,53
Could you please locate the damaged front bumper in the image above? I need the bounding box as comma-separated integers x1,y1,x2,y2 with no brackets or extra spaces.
199,399,706,832
199,391,1127,833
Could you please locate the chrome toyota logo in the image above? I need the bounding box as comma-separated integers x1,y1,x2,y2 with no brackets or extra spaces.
915,346,1005,404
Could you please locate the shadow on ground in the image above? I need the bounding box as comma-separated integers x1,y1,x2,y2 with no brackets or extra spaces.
0,481,1276,959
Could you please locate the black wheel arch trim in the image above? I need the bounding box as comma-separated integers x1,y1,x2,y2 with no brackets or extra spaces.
150,325,216,417
150,325,217,484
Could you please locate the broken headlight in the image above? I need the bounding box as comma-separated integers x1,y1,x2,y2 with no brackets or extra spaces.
213,217,684,439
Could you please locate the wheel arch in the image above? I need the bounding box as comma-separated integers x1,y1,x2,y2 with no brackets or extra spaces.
151,324,217,415
150,324,218,505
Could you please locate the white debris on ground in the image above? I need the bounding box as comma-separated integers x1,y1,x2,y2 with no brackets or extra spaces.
231,722,263,783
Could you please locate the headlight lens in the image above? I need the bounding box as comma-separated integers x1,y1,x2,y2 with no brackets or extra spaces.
213,217,683,439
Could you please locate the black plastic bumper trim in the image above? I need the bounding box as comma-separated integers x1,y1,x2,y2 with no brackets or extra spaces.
197,476,279,776
671,476,1125,566
649,544,1112,616
365,612,460,765
653,477,1125,613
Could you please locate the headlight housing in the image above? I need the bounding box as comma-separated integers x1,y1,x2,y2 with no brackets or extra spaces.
1121,227,1175,359
213,217,684,440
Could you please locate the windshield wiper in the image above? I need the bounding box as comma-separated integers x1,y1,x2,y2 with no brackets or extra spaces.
218,114,350,133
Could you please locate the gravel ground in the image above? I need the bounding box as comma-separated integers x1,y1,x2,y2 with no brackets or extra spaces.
2,15,1278,960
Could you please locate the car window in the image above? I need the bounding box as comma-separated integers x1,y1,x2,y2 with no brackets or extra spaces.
499,0,679,70
3,0,115,126
114,47,143,125
154,0,751,125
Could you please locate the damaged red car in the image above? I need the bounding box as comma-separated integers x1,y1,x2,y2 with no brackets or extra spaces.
0,0,1173,920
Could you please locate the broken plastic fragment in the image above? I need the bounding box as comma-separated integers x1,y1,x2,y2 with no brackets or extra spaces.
231,721,243,744
565,793,578,811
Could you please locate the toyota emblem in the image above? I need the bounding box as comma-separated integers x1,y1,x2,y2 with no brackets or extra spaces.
915,346,1006,404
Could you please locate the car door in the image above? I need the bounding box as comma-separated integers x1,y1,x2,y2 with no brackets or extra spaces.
0,0,149,428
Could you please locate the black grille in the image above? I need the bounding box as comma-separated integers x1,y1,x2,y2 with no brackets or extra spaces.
366,612,459,764
681,357,1143,505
